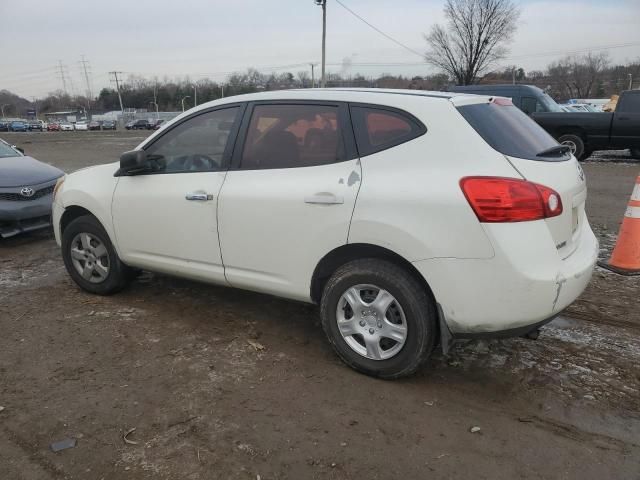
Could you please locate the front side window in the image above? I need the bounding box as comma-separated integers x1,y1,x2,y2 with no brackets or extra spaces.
350,106,425,157
521,97,538,114
240,104,345,169
144,107,239,173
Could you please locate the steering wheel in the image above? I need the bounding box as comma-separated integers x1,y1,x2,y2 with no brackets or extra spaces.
173,154,219,171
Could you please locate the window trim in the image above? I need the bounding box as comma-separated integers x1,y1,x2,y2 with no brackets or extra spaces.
348,103,427,157
130,102,247,176
229,100,358,171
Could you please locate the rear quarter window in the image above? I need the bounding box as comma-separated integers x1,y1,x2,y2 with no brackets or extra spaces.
350,106,426,157
457,103,568,162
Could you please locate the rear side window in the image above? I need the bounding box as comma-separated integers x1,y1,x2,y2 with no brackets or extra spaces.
350,106,425,157
457,103,568,162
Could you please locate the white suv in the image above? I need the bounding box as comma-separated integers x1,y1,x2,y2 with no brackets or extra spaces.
52,89,598,378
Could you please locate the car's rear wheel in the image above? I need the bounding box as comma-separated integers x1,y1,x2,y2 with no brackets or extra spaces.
558,134,585,160
320,259,437,379
61,215,131,295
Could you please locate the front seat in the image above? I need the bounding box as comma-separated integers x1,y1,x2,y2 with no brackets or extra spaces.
252,130,300,169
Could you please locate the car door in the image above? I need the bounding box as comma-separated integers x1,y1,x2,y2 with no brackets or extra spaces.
611,92,640,149
218,101,361,301
112,104,244,283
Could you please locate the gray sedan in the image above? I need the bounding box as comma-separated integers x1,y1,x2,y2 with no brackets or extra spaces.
0,139,64,238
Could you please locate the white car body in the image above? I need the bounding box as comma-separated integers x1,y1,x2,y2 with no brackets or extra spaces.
59,122,74,131
53,89,597,341
74,121,89,131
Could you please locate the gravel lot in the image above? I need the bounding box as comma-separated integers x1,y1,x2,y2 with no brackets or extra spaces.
1,131,639,479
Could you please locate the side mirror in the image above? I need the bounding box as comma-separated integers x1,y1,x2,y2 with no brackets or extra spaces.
116,150,149,176
15,146,25,154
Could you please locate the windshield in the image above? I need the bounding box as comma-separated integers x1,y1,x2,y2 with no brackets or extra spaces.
0,142,21,158
539,93,562,112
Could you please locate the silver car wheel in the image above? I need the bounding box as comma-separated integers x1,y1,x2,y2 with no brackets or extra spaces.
69,233,110,284
336,284,408,360
561,139,577,155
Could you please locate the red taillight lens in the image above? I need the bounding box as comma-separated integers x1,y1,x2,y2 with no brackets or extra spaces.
460,176,563,223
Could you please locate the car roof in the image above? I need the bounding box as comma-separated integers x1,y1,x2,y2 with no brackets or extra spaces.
181,87,494,116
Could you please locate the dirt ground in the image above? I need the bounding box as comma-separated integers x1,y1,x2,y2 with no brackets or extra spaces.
1,131,639,480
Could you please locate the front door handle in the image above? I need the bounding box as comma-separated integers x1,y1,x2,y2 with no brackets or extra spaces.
304,192,344,205
185,192,213,201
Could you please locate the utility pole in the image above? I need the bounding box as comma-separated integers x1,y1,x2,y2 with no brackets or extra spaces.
181,96,190,112
629,74,633,90
512,67,516,85
1,104,10,118
310,63,317,88
31,97,38,118
193,84,197,107
109,71,125,115
153,81,159,119
79,55,93,109
57,60,68,95
315,0,327,88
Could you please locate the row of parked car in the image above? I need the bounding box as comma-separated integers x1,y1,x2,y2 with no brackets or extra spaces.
0,120,46,132
0,118,165,132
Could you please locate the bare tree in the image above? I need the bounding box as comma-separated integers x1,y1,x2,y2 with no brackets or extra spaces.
297,71,311,88
425,0,520,85
547,52,610,99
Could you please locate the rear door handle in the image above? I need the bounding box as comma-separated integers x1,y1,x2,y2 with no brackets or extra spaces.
304,193,344,205
618,116,630,121
185,192,213,201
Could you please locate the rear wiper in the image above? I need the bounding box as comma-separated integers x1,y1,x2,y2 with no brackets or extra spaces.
536,145,571,157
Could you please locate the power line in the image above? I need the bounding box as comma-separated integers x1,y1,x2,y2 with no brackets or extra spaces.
334,0,424,58
56,60,68,95
79,55,93,101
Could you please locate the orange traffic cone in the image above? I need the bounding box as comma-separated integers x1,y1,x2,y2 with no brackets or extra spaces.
598,175,640,275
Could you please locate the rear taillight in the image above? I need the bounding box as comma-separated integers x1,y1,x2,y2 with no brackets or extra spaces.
460,176,563,223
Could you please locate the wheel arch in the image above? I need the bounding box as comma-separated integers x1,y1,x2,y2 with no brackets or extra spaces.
555,127,587,141
60,205,96,235
310,243,436,305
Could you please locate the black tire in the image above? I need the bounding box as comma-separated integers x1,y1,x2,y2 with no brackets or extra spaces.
558,134,585,160
630,148,640,159
320,258,437,379
61,215,131,295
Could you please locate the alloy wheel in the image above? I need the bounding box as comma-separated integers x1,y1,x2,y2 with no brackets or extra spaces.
336,284,408,360
69,232,110,283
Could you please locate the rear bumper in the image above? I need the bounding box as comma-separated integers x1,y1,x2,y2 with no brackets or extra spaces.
414,218,598,335
0,195,54,238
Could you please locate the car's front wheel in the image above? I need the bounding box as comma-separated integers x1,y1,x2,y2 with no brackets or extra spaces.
61,215,131,295
320,259,437,379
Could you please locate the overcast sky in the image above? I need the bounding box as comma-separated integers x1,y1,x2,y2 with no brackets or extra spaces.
1,0,639,98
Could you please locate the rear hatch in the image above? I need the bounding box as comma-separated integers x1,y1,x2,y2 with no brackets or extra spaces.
453,96,587,259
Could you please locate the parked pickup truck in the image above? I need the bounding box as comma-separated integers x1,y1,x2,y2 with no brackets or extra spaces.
532,90,640,160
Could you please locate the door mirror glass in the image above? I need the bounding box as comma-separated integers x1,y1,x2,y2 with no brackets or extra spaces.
15,146,24,154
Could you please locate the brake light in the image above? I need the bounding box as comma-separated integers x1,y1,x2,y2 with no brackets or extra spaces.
460,176,563,222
